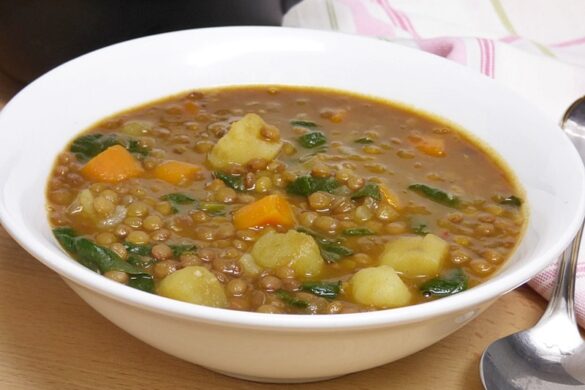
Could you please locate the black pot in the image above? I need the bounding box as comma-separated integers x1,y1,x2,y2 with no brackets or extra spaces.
0,0,300,83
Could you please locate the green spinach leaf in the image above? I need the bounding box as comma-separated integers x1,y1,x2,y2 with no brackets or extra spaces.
275,290,309,308
199,202,226,216
160,193,196,204
70,133,149,161
298,145,328,163
412,223,429,235
127,254,157,270
286,176,340,197
351,183,381,201
420,268,468,298
160,192,196,213
301,281,341,299
298,131,327,149
408,184,460,208
125,139,150,157
319,242,354,262
214,171,246,192
169,244,197,257
500,195,522,207
70,133,119,162
53,227,79,253
128,274,155,293
290,120,318,129
343,228,375,236
123,242,152,256
53,228,154,292
354,137,374,144
296,227,352,262
54,228,148,275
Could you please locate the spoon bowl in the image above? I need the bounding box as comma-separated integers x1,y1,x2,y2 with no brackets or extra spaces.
480,98,585,389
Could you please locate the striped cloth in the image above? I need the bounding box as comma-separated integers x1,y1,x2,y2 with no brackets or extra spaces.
283,0,585,327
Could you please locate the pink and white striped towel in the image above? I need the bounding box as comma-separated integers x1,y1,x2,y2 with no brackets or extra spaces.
284,0,585,327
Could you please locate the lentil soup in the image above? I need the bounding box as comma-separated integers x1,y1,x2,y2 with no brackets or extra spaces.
47,86,526,314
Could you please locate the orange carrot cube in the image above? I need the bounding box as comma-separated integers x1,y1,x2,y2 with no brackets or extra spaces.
233,194,295,230
80,145,143,183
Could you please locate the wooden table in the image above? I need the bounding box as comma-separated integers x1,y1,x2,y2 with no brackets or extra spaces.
0,76,549,390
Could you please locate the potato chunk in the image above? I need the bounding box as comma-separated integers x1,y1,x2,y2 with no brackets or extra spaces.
208,113,283,169
350,265,412,308
158,266,227,308
379,234,449,278
251,230,324,278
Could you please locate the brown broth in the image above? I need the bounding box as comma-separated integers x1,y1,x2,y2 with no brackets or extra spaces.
46,85,526,314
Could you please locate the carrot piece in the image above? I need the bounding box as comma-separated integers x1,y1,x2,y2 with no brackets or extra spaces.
410,136,445,157
380,185,402,210
184,101,199,115
80,145,143,183
153,160,202,185
233,194,295,230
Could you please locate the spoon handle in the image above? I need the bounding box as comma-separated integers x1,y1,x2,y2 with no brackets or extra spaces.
537,224,583,326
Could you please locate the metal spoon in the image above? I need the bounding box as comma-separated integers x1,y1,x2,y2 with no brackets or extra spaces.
480,98,585,389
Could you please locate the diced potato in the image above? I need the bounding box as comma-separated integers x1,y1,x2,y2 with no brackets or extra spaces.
157,266,227,308
208,113,283,169
238,253,262,277
251,230,324,278
350,265,412,308
67,189,96,218
379,234,449,278
121,120,153,136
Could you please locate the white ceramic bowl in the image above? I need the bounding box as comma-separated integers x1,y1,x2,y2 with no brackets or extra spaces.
0,27,583,383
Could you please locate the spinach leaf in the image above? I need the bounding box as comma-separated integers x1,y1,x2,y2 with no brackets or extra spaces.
53,228,150,278
199,202,226,216
127,254,157,270
275,290,309,309
500,195,522,207
70,133,150,162
408,184,460,208
125,139,150,158
74,238,142,274
159,193,228,215
70,133,119,162
351,183,381,201
296,227,353,262
54,228,156,294
128,274,155,293
53,227,79,253
301,281,341,299
290,120,318,129
298,131,327,149
354,137,374,144
123,242,152,256
160,193,196,204
298,145,328,163
160,192,196,213
286,176,340,197
214,171,246,192
420,268,468,298
169,244,197,257
343,228,375,236
319,242,354,262
412,223,429,235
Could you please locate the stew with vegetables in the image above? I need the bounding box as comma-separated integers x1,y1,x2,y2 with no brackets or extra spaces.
46,86,526,314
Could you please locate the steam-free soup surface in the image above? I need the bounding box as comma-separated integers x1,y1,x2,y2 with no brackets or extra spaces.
47,86,525,314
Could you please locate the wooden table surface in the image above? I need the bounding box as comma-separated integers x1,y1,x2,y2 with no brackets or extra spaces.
0,74,550,390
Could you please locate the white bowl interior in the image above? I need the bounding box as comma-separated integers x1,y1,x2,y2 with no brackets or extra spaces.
0,26,583,329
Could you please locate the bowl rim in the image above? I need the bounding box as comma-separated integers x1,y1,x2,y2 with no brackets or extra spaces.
1,26,584,330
